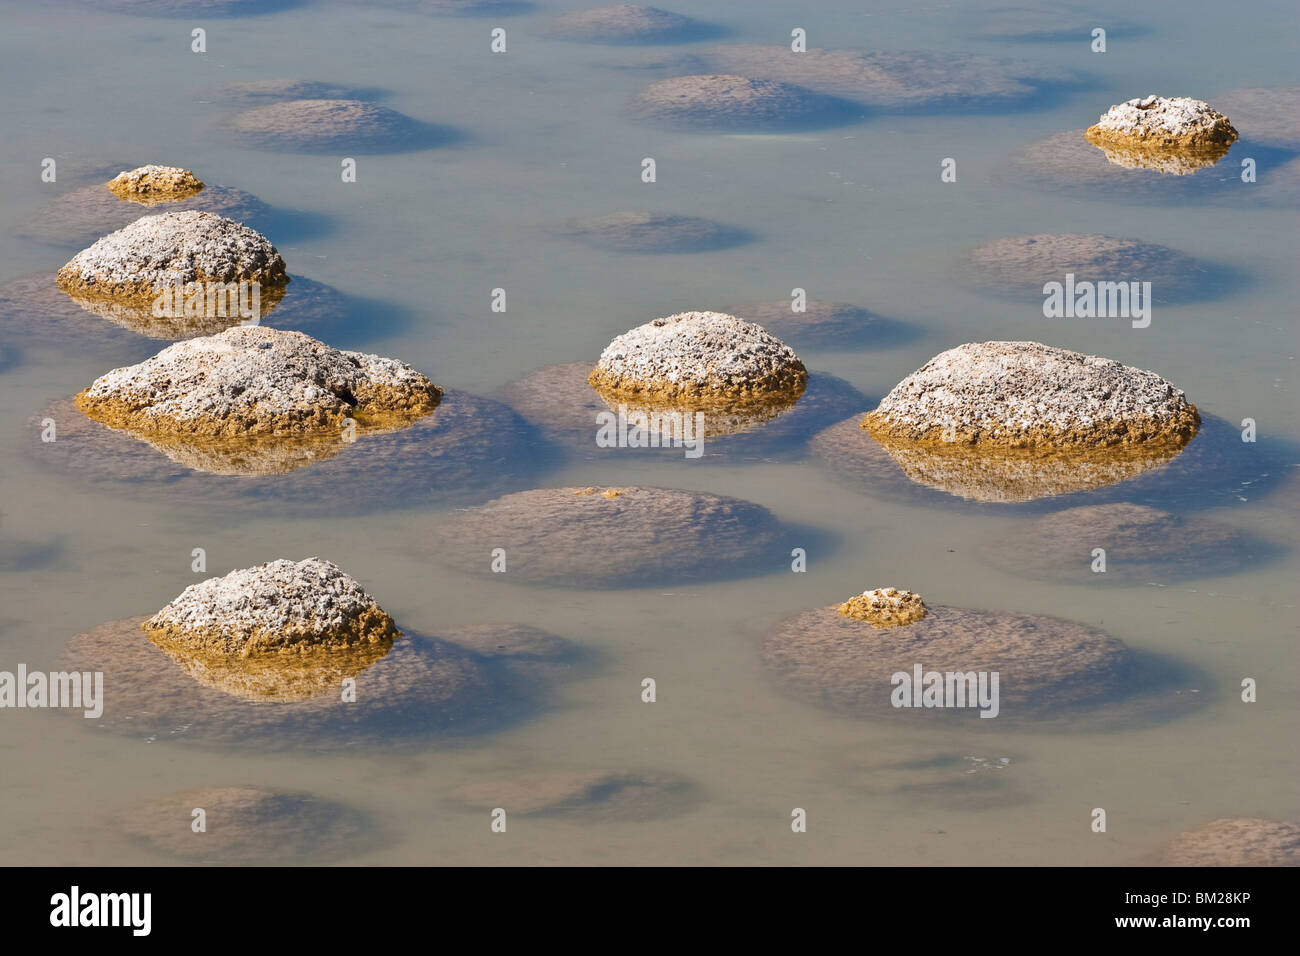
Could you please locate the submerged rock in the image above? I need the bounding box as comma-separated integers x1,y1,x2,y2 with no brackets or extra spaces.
220,78,379,104
763,592,1199,726
589,311,807,402
373,0,535,14
631,74,850,130
959,233,1218,302
1213,87,1300,150
436,485,783,587
226,99,447,153
94,0,303,14
982,503,1272,583
555,210,750,253
76,326,441,450
55,211,288,305
116,786,372,864
724,298,915,349
1153,818,1300,866
548,5,718,44
452,770,696,821
105,165,204,203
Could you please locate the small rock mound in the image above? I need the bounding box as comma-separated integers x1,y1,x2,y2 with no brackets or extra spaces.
452,770,695,821
436,485,781,587
227,98,440,152
557,210,750,253
106,165,204,203
1085,95,1238,150
116,786,370,864
838,587,927,628
1154,818,1300,866
144,557,399,658
862,341,1199,452
549,5,715,44
961,232,1213,300
76,326,441,439
56,210,287,302
632,74,847,130
589,311,807,402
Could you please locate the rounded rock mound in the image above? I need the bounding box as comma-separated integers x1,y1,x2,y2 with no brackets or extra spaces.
1153,818,1300,866
227,99,443,152
556,210,750,253
960,233,1218,302
589,310,807,403
436,485,782,587
982,503,1272,583
452,770,696,821
548,5,716,44
1085,95,1238,151
763,591,1197,725
838,587,927,628
862,341,1199,452
116,786,371,864
105,165,204,203
55,210,287,303
75,325,441,445
632,74,849,130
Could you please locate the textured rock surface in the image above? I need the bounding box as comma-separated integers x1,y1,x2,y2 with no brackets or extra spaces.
227,99,441,152
589,311,807,401
106,165,204,203
556,210,750,253
548,5,716,43
1154,818,1300,866
116,786,371,864
220,78,376,103
982,504,1270,583
673,44,1082,110
960,233,1215,301
1085,95,1237,150
838,587,927,628
76,326,441,439
144,558,398,658
452,770,695,820
60,618,576,749
862,341,1199,451
436,485,782,586
56,211,287,302
632,74,849,129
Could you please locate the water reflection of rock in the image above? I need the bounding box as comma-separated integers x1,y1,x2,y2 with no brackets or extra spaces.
762,599,1205,730
32,388,552,515
436,485,785,587
115,786,373,864
452,770,697,821
981,504,1278,583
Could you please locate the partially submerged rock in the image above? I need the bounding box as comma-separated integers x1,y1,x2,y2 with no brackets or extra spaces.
589,311,807,403
673,44,1083,111
452,770,695,821
959,233,1219,302
548,5,718,44
555,210,750,253
838,587,927,627
631,74,851,130
106,165,204,203
436,485,783,587
55,211,288,305
1085,96,1237,158
75,327,441,454
763,594,1199,726
982,503,1273,583
1153,818,1300,866
226,98,447,153
116,786,372,864
862,341,1199,453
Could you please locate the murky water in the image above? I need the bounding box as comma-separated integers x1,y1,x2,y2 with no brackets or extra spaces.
0,0,1296,865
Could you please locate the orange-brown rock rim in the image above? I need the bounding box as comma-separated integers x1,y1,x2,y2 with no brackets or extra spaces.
55,210,287,302
105,165,204,203
1084,95,1238,150
142,557,399,658
588,310,807,402
861,341,1199,452
75,326,442,440
838,588,927,628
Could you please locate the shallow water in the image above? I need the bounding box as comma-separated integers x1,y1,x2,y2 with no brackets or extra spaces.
0,0,1296,865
